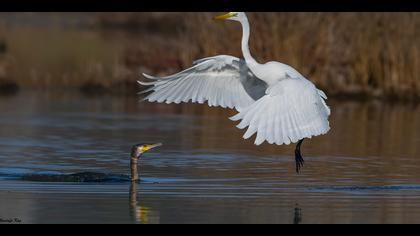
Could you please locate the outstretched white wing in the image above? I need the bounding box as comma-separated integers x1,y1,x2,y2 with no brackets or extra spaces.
138,55,267,111
230,77,331,145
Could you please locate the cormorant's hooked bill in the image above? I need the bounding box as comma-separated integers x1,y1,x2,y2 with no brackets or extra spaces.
131,143,163,159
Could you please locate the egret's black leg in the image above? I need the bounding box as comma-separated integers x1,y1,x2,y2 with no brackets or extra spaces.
295,139,305,173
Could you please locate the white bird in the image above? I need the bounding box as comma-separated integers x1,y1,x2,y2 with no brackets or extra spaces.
138,12,331,173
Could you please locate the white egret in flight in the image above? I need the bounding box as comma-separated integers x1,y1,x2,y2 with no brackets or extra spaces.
138,12,330,173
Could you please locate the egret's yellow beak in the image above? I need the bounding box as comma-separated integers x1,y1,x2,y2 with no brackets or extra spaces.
214,12,237,20
141,143,162,153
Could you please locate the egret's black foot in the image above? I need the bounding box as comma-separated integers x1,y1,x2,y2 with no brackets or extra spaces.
294,139,305,174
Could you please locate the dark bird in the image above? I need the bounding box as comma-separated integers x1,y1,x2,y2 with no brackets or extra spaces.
130,143,162,182
18,143,163,182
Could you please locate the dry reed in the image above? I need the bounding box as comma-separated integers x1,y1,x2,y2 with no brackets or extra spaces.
1,12,420,100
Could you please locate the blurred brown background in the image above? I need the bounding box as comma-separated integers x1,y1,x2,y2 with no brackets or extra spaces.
0,12,420,101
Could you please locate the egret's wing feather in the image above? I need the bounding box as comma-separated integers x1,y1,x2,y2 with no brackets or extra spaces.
139,55,267,111
317,89,331,116
230,78,330,145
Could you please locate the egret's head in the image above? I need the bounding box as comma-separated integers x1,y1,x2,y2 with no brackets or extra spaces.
214,12,246,22
131,143,162,159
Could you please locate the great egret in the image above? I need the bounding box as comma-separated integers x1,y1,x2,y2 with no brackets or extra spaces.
139,12,330,173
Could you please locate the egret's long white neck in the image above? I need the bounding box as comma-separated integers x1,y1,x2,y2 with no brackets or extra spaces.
240,16,258,67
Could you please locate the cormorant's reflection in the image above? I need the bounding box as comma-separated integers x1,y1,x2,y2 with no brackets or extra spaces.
129,182,159,224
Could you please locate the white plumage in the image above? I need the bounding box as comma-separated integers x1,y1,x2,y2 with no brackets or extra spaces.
230,77,330,145
139,12,331,166
139,55,261,111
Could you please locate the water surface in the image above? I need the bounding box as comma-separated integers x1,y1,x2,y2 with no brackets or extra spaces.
1,90,420,223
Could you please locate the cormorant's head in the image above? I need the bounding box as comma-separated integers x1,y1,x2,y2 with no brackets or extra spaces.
131,143,162,159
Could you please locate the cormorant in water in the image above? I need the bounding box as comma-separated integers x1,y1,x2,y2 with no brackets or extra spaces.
20,143,162,182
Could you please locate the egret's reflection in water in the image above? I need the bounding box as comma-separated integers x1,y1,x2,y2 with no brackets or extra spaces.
293,205,302,224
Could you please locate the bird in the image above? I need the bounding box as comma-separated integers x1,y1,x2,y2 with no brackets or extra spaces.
130,143,162,182
17,143,162,182
138,12,330,173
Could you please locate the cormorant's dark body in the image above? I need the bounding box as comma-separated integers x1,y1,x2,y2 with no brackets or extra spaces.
18,144,150,182
21,172,130,182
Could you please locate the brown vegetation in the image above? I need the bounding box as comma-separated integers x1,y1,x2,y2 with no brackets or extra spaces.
181,12,420,101
1,12,420,101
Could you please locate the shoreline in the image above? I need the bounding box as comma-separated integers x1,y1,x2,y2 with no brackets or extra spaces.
1,86,420,104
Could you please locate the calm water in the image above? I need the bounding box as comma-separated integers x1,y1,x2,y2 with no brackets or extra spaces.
0,90,420,224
